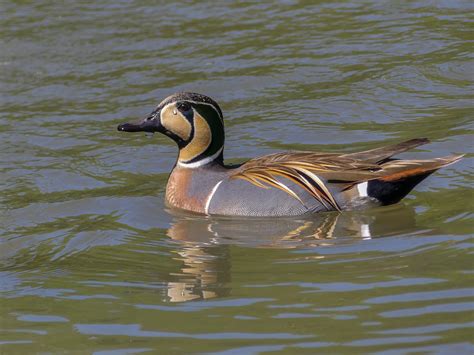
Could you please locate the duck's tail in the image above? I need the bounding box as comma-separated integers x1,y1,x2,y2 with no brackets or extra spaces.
367,155,463,205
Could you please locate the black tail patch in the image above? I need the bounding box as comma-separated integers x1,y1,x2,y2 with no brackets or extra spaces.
367,172,434,205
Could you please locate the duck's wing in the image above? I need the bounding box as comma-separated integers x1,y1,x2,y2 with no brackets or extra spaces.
230,140,462,211
230,151,382,211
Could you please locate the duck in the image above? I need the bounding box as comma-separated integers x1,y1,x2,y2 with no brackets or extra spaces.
117,92,462,217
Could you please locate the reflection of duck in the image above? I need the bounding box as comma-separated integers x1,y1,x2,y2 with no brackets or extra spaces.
167,204,417,246
164,236,231,303
163,205,417,302
118,92,462,217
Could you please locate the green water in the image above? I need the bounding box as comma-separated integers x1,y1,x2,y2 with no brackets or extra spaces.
1,1,473,353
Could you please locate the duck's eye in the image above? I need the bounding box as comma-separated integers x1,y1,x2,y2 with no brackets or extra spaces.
146,115,155,121
177,101,191,113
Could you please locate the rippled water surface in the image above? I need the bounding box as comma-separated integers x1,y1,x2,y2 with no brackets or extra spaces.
1,1,473,353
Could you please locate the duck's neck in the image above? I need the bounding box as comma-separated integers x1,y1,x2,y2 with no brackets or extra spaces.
177,147,224,169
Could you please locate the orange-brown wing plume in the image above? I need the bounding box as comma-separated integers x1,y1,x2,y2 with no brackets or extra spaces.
377,155,464,181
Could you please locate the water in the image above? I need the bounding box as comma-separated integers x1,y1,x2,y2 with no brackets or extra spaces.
1,1,473,353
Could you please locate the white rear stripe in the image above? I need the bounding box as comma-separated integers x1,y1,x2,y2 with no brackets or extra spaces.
357,182,368,197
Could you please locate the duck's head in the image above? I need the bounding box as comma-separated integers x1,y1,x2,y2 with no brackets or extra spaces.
118,92,225,167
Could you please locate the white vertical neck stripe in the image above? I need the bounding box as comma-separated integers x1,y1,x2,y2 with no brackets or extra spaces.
205,180,223,215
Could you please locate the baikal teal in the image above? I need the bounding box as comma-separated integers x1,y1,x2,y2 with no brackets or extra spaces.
118,92,463,217
0,1,473,354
